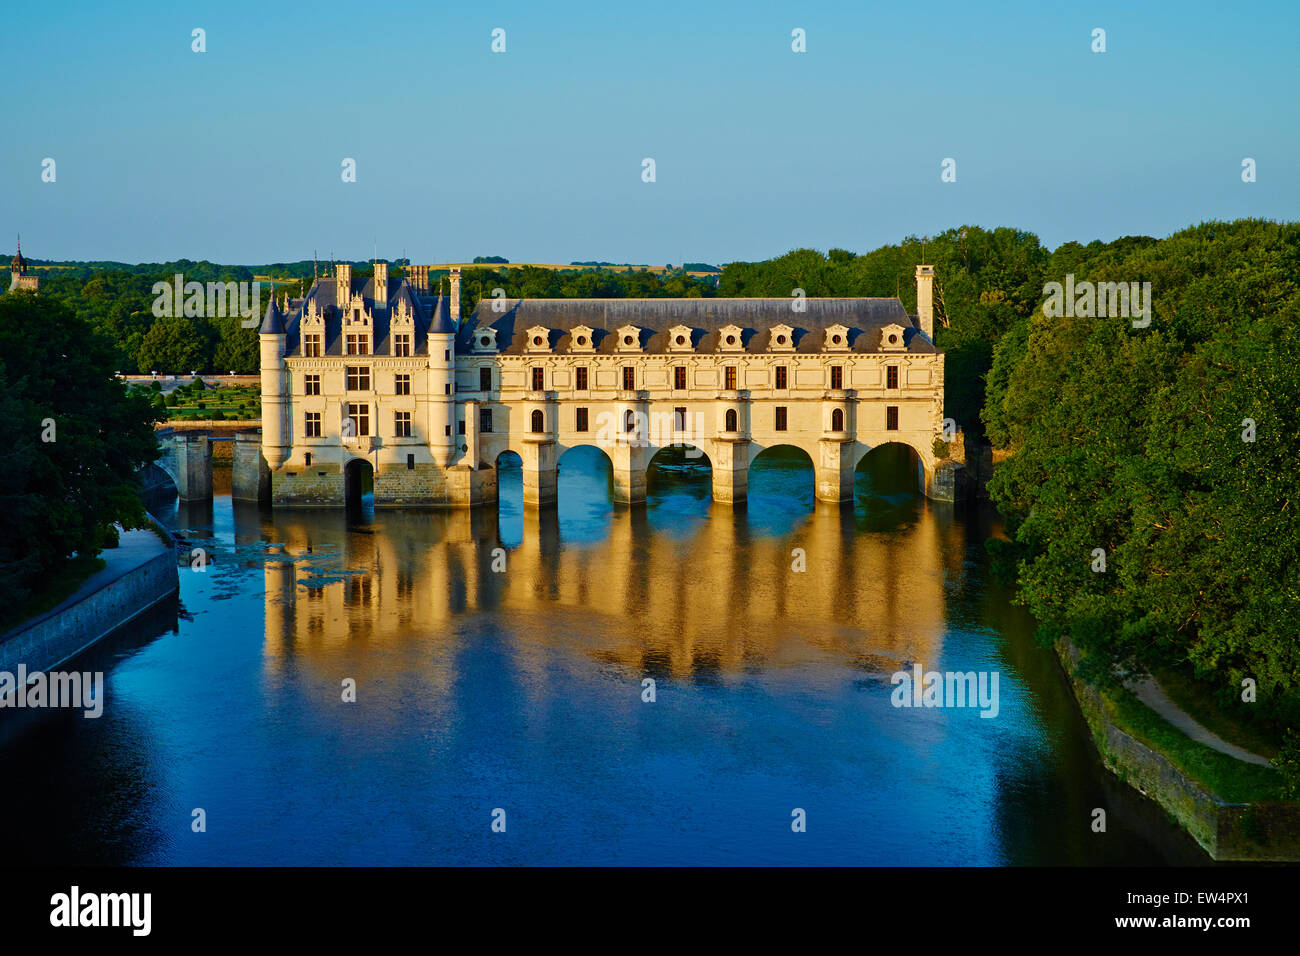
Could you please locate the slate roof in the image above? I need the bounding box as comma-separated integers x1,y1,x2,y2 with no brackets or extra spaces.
271,275,446,355
455,297,934,354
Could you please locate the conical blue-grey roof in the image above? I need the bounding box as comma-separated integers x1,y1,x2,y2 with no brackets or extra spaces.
259,295,285,334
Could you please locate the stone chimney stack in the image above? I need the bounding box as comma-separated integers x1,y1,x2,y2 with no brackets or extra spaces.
409,264,428,293
373,262,388,306
915,264,934,339
336,262,353,304
449,266,462,323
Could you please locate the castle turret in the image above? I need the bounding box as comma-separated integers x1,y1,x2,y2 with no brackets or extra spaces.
427,291,456,466
259,296,289,468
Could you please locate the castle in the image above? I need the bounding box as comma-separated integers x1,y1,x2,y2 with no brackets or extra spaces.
8,237,39,293
259,263,950,508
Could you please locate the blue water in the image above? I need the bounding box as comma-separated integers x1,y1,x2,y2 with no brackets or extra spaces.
0,447,1205,864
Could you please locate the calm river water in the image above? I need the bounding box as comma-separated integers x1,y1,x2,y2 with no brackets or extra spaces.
2,447,1207,864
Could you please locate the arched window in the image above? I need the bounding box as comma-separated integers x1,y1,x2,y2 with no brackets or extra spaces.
531,409,544,433
725,408,738,432
831,408,844,431
624,409,637,434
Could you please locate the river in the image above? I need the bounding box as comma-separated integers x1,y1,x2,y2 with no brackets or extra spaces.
0,446,1207,864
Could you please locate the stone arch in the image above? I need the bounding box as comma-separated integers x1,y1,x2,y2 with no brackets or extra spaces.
343,456,374,513
645,442,713,503
747,442,817,505
556,443,616,511
852,440,934,497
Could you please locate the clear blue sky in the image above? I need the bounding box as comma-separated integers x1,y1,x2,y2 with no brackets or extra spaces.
4,0,1297,265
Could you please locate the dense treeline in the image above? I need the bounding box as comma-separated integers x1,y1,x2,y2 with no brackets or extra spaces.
8,260,720,375
0,292,162,614
981,220,1300,748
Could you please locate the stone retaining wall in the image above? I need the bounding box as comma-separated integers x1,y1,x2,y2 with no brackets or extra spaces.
0,526,179,675
1057,639,1300,861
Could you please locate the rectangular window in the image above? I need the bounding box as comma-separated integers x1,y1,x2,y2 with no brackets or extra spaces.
775,406,788,431
725,366,737,390
346,333,369,356
887,365,899,389
575,407,589,432
407,454,415,470
480,407,493,433
303,334,323,357
445,383,451,395
347,403,370,437
674,406,687,431
479,366,492,392
394,373,410,395
674,366,687,390
444,425,450,436
304,412,321,438
304,374,321,396
622,366,635,391
576,366,588,391
830,365,843,390
532,366,544,391
346,366,371,391
458,419,466,435
775,366,788,389
394,411,411,438
392,333,412,357
886,405,899,430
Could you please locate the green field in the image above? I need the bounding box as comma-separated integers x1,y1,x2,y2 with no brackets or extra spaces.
131,379,261,421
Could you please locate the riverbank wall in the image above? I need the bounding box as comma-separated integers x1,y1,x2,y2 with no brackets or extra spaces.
1056,639,1300,861
0,522,179,676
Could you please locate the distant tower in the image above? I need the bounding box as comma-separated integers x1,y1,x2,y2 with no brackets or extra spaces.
9,235,39,293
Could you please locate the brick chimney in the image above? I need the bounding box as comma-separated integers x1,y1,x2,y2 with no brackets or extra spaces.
915,265,934,339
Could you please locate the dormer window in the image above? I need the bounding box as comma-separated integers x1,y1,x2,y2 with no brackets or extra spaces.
390,297,415,356
668,325,694,352
301,300,325,357
616,325,643,352
569,325,596,352
879,324,907,352
825,324,850,351
769,323,795,352
473,328,499,353
718,324,745,352
526,325,551,353
342,293,372,354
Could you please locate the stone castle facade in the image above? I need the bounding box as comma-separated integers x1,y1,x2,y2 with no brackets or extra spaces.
259,263,950,507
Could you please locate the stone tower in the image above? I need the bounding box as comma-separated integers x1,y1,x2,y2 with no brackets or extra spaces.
9,236,39,293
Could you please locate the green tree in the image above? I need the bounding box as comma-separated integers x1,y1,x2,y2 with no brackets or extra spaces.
0,292,162,610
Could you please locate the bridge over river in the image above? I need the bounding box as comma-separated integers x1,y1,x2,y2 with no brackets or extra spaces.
143,425,268,502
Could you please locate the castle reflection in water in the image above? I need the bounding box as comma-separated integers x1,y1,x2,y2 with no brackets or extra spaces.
233,449,969,685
